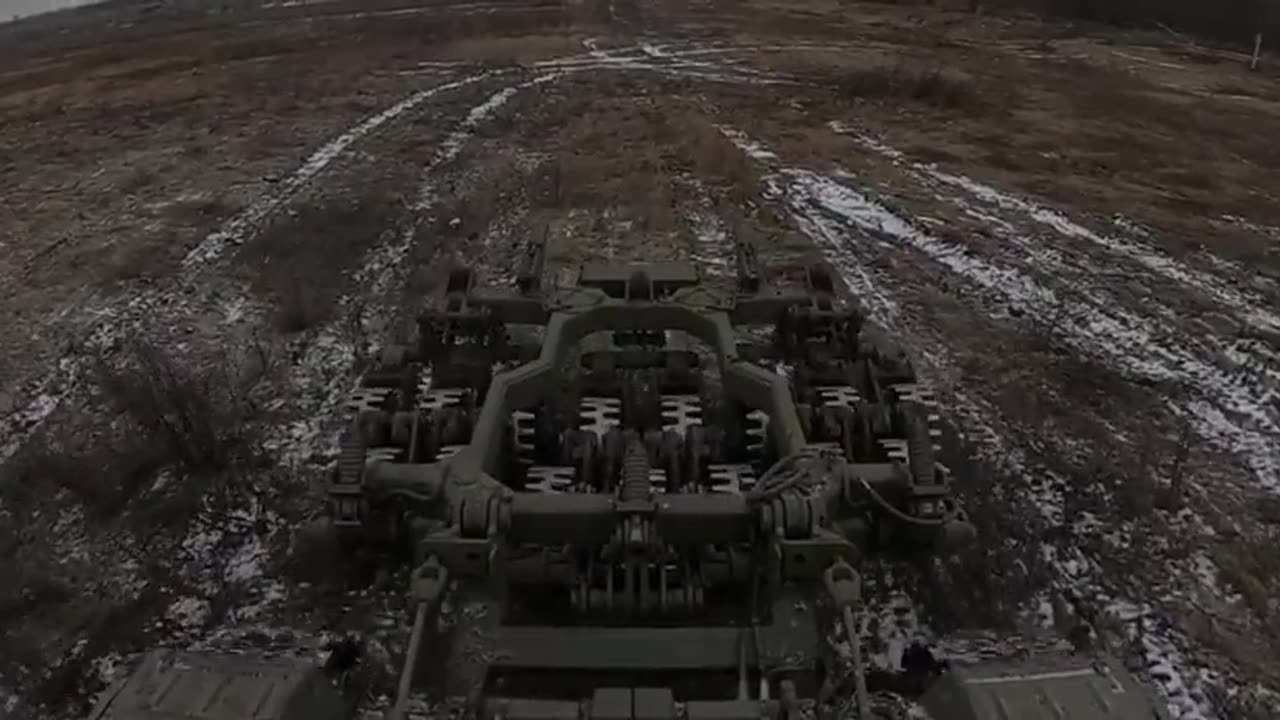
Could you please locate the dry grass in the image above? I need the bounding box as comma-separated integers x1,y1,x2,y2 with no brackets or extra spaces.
92,340,262,474
833,64,979,108
1,339,268,520
1216,527,1280,634
641,144,678,233
247,191,401,322
1208,80,1280,101
680,114,761,203
275,274,326,333
0,336,283,715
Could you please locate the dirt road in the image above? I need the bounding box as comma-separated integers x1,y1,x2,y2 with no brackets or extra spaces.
1,0,1278,718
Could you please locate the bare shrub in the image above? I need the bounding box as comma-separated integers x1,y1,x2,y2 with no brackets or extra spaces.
10,435,166,518
1156,415,1193,510
920,422,1057,632
834,64,978,108
30,590,164,714
345,295,372,376
0,339,271,524
535,158,563,209
1216,527,1280,631
642,147,677,233
282,517,344,584
275,275,326,333
0,565,73,629
682,117,760,199
91,339,260,476
647,182,676,233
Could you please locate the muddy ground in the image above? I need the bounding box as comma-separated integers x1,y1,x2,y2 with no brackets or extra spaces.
1,0,1278,718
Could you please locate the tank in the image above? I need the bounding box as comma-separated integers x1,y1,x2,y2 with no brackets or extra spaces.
920,651,1172,720
85,649,358,720
97,237,1174,720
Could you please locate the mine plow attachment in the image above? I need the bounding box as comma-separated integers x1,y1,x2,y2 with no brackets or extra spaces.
325,258,987,717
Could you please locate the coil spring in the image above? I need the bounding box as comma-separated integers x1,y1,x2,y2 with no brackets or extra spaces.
619,438,652,502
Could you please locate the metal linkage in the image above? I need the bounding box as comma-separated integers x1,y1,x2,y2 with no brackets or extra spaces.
388,557,450,720
825,560,870,720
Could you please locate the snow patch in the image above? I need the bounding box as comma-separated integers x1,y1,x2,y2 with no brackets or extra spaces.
680,177,734,276
3,71,519,469
1112,602,1217,720
165,596,212,631
722,126,1227,720
1,49,785,473
715,125,779,161
828,121,904,162
224,535,269,585
639,42,670,59
1221,214,1280,240
581,37,611,61
802,132,1280,495
263,331,355,471
182,71,501,268
91,653,126,685
432,80,537,174
359,74,559,344
933,167,1280,332
540,52,793,85
180,523,224,561
835,125,1280,335
0,357,78,463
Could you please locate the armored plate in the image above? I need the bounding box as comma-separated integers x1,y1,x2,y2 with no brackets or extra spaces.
577,261,701,298
919,652,1170,720
86,650,350,720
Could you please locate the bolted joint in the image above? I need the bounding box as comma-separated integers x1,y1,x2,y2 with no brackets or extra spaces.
410,556,450,605
823,558,861,609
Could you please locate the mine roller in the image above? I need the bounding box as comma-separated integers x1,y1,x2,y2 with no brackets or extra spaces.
315,251,1171,720
89,250,1172,720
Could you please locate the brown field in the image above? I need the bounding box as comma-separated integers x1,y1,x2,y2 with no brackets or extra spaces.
1,0,1278,718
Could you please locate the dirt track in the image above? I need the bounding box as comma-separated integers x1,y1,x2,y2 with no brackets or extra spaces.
1,0,1279,718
